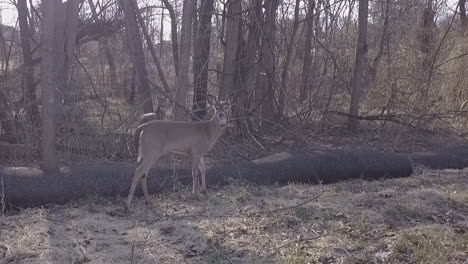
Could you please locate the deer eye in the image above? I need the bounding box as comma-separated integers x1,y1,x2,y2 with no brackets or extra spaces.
215,106,220,111
223,105,229,110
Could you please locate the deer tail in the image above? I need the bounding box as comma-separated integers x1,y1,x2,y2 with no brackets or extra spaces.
133,124,146,164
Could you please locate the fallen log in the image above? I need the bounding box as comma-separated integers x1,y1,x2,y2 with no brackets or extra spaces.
2,146,468,208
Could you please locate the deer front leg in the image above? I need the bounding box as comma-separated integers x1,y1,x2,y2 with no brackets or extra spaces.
198,156,207,193
126,155,158,209
140,173,151,205
126,166,144,210
191,154,201,196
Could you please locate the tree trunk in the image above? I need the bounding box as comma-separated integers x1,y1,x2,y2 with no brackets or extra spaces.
242,0,262,123
459,0,467,29
40,0,60,172
279,0,301,115
0,16,15,137
161,0,180,75
300,0,315,102
160,7,165,58
18,0,40,143
4,146,468,208
348,0,368,132
219,0,241,99
256,0,279,126
121,0,154,113
134,1,171,96
88,0,119,96
173,0,194,120
192,0,214,120
40,0,80,172
418,0,436,112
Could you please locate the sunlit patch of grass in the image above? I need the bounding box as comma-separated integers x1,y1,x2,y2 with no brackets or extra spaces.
390,225,468,264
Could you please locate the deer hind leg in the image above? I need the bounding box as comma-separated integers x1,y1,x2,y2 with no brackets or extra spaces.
198,156,207,193
191,154,202,196
126,153,160,209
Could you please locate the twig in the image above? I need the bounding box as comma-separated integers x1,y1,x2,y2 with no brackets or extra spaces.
245,121,266,150
272,235,323,253
0,178,5,216
167,192,323,220
251,192,324,216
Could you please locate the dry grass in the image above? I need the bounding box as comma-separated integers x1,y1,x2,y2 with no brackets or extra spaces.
1,168,468,264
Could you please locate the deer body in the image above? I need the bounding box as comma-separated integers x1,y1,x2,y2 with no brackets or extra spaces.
136,120,224,161
126,96,231,209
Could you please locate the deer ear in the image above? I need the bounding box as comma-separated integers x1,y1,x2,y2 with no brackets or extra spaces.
227,93,236,105
206,94,217,106
227,89,244,105
227,96,234,106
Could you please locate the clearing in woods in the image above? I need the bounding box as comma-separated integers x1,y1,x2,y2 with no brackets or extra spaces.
1,167,468,263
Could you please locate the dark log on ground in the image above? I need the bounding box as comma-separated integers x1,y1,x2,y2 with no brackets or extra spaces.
2,146,468,208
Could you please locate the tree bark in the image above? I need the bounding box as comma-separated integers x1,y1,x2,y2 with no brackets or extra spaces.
460,0,467,28
418,0,436,112
160,7,165,58
192,0,214,120
161,0,180,75
279,0,301,114
0,17,15,137
88,0,119,95
4,146,468,208
18,0,40,143
300,0,315,101
173,0,194,120
348,0,368,132
219,0,241,99
41,0,82,172
256,0,279,126
134,0,171,96
121,0,154,113
242,0,262,121
40,0,59,172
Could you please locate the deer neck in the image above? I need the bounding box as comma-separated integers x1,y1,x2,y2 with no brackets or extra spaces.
208,116,226,142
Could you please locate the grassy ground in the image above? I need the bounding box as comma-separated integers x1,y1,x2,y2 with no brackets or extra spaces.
1,168,468,264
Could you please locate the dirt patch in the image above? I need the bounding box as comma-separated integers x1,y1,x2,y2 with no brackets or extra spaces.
1,168,468,263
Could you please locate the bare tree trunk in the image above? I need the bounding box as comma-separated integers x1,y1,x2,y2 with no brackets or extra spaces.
369,0,389,83
0,14,15,137
121,0,154,113
160,7,165,58
192,0,214,120
419,0,436,111
256,0,279,126
134,1,171,96
243,0,262,115
40,0,59,172
18,0,40,141
41,0,80,172
300,0,315,102
173,0,194,120
460,0,467,28
348,0,368,132
61,1,80,89
88,0,118,95
220,0,241,99
279,0,301,115
161,0,180,75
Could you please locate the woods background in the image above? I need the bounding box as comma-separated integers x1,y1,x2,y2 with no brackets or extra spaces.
0,0,467,170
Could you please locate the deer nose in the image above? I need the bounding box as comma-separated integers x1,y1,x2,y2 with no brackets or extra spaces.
218,112,225,119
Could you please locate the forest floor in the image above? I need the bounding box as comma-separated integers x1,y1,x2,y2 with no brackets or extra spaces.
2,124,468,263
2,167,468,264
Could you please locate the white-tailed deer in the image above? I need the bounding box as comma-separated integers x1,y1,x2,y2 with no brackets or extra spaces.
125,95,232,209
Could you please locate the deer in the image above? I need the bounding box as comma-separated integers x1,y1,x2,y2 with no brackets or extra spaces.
125,95,233,209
